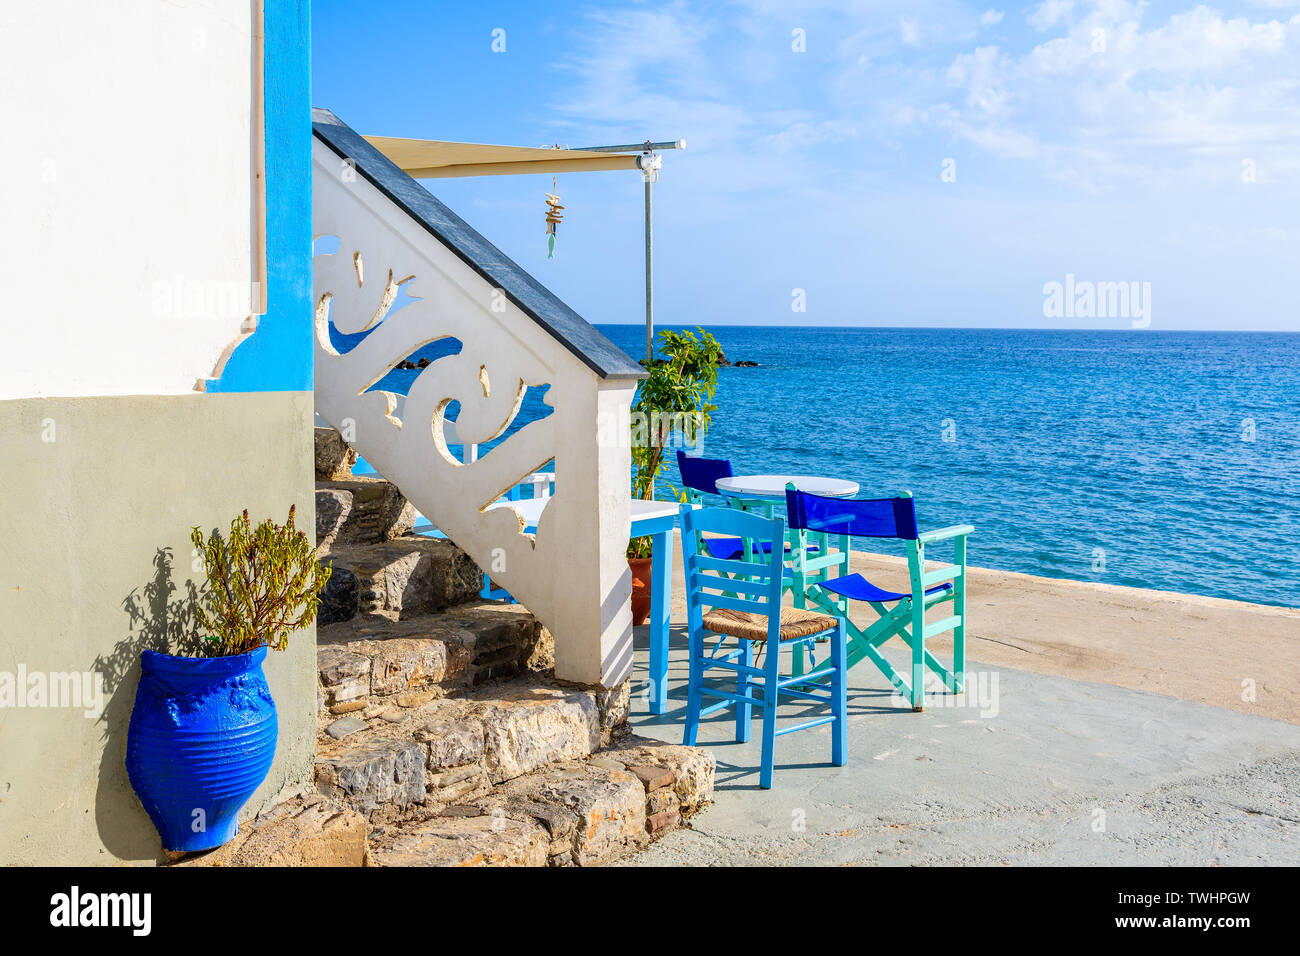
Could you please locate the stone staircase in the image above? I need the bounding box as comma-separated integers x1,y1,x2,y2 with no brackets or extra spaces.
311,427,714,866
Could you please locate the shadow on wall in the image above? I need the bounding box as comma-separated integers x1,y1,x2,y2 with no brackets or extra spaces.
92,547,209,862
602,564,635,686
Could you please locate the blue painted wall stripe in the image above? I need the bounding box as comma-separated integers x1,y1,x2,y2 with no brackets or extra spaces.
209,0,312,393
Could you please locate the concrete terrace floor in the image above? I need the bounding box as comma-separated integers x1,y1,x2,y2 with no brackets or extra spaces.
616,542,1300,866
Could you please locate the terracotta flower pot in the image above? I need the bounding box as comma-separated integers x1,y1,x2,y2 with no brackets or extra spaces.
629,556,652,626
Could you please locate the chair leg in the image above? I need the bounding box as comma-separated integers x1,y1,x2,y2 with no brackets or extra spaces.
952,619,966,693
480,571,516,604
831,620,847,767
954,538,967,692
909,600,926,711
735,639,752,743
683,629,702,746
760,638,780,789
840,608,913,702
790,544,806,677
923,646,961,693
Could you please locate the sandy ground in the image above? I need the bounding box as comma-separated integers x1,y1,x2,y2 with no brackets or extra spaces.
661,531,1300,724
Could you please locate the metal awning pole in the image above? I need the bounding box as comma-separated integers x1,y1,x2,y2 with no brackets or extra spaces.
644,177,653,363
568,139,683,364
572,140,686,154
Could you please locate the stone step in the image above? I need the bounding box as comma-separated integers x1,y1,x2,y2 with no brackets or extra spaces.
318,536,484,624
366,735,715,867
314,426,423,554
169,794,368,867
316,477,418,553
315,425,359,481
315,677,620,821
317,602,552,716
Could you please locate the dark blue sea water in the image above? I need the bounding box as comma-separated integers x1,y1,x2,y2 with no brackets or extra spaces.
368,326,1300,609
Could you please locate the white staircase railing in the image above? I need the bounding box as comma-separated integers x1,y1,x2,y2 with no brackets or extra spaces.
311,113,643,688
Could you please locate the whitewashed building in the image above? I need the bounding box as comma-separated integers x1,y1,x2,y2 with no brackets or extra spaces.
0,0,645,865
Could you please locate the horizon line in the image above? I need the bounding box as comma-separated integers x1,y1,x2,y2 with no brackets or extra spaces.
595,323,1299,334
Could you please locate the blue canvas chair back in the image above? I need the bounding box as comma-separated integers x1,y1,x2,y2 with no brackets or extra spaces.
786,488,919,540
679,452,792,562
680,504,786,633
677,451,733,502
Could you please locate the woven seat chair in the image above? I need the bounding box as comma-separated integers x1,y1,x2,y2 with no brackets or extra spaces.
703,606,841,641
680,504,847,789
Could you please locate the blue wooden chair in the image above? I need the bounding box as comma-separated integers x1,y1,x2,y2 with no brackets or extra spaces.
785,486,971,711
680,504,847,789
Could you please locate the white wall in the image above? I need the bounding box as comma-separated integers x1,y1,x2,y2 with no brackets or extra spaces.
0,0,261,399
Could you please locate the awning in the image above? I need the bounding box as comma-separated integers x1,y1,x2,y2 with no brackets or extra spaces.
362,136,643,179
357,129,684,364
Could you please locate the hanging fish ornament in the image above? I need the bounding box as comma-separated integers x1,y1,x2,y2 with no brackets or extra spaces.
544,177,564,258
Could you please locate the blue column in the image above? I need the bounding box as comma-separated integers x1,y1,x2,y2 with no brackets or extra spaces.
208,0,312,393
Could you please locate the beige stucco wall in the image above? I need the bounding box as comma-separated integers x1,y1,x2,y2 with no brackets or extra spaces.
0,391,316,865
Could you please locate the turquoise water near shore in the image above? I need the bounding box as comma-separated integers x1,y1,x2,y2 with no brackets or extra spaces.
367,326,1300,609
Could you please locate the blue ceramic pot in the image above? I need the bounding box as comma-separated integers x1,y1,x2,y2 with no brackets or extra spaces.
125,647,277,852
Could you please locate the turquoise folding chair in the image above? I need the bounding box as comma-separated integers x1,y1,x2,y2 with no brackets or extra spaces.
680,504,847,789
786,486,972,711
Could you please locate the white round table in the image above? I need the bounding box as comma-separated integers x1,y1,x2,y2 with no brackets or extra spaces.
715,474,859,499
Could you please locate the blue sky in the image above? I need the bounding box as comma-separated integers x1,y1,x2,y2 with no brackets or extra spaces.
313,1,1300,330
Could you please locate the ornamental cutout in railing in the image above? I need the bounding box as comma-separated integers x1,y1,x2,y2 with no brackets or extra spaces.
311,130,640,688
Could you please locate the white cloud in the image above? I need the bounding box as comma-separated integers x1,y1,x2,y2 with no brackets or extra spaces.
982,9,1005,24
936,4,1300,190
1029,0,1075,31
525,0,1299,329
549,2,852,197
552,0,1300,197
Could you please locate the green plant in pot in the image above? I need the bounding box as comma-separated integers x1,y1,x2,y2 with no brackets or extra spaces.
125,506,330,852
628,327,722,625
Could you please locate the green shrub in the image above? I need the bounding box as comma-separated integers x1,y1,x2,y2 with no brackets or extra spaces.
189,506,331,657
628,327,723,559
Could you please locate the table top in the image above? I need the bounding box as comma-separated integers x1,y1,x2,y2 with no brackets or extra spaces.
485,496,681,530
715,474,860,498
628,498,683,523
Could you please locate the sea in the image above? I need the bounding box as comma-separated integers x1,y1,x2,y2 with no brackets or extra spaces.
360,325,1300,609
